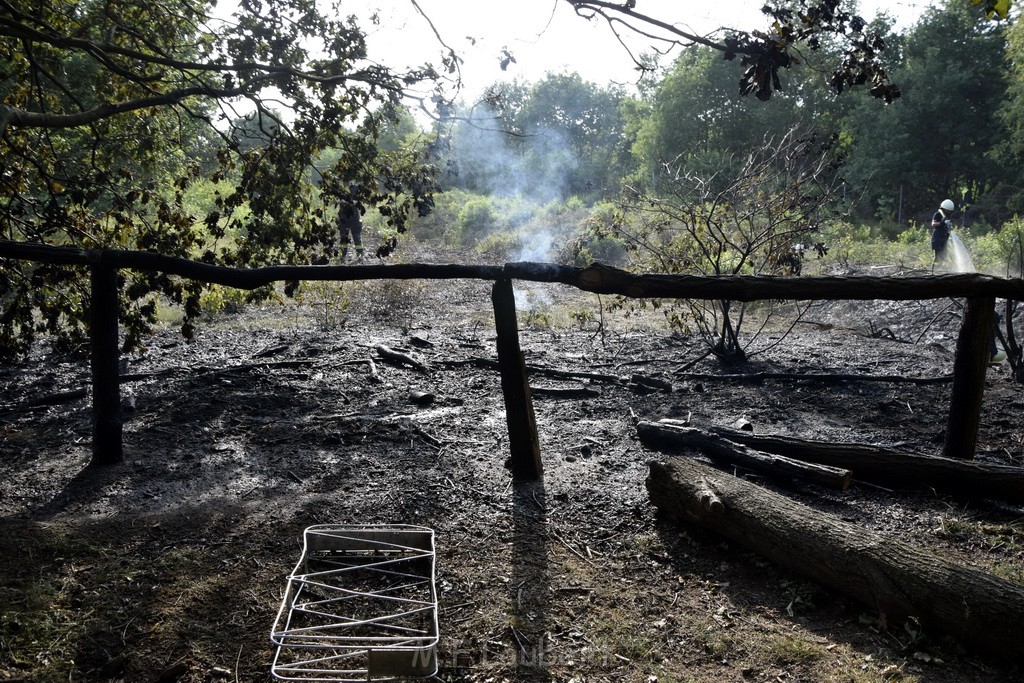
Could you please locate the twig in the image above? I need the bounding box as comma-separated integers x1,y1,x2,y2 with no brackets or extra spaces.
253,343,290,359
675,347,714,374
366,356,381,382
510,626,529,655
614,358,660,369
594,293,607,347
218,360,315,372
552,532,596,567
411,423,444,449
914,299,958,344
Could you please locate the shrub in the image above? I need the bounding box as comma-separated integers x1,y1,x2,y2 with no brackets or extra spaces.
970,219,1024,276
455,198,498,245
475,231,524,260
820,221,931,269
347,279,427,325
293,281,351,329
199,284,256,317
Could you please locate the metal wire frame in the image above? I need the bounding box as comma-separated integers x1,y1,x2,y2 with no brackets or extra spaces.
270,525,439,682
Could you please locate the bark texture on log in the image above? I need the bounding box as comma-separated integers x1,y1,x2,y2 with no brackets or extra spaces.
647,457,1024,660
637,422,852,490
702,424,1024,504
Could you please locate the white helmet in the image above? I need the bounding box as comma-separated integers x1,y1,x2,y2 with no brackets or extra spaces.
940,199,955,211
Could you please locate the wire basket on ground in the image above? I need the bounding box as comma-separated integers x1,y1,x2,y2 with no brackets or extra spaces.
270,524,439,681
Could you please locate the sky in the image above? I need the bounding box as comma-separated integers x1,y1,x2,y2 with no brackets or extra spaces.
356,0,932,101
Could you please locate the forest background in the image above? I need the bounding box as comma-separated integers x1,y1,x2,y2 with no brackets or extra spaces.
2,0,1024,359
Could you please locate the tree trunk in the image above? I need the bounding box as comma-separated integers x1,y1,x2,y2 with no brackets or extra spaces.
637,422,852,490
90,261,122,465
944,297,994,459
697,423,1024,504
997,299,1023,383
492,278,542,481
647,457,1024,660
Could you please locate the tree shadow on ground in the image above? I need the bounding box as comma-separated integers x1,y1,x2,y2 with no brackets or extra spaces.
0,502,287,681
510,480,551,681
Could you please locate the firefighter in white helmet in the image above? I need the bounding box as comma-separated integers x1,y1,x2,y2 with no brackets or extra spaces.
930,198,955,261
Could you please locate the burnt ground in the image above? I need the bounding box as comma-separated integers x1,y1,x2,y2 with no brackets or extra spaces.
1,252,1023,683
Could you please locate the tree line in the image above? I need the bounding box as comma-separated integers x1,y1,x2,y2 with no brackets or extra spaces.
443,1,1019,227
0,0,1017,359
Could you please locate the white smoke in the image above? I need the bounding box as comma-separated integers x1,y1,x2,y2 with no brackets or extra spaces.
447,104,580,267
449,112,576,205
515,230,553,263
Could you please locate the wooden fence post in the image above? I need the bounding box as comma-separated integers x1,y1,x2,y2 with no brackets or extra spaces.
90,259,123,465
491,278,543,481
943,297,994,460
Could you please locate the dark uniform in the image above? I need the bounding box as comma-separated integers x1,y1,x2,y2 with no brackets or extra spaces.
930,209,951,260
338,188,364,261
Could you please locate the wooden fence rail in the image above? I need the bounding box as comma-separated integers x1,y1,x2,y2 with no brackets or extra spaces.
3,240,1024,478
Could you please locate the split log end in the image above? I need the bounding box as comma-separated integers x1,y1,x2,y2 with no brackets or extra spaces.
647,460,726,520
697,476,725,515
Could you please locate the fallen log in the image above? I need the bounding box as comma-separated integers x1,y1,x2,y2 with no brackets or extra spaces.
630,373,674,392
646,457,1024,660
637,422,852,491
374,344,429,373
700,424,1024,504
528,365,621,384
440,357,624,385
1,387,89,413
672,370,953,385
531,385,601,399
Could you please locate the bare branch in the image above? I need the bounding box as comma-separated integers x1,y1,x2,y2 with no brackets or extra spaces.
0,15,388,88
563,0,731,53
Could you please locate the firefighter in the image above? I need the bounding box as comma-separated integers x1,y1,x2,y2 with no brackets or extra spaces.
338,183,365,261
930,198,955,262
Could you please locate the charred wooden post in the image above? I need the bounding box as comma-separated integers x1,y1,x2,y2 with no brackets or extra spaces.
491,278,542,481
90,259,123,465
502,261,1024,302
944,297,994,459
647,457,1024,660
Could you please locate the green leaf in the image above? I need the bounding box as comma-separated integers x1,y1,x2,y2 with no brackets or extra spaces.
971,0,1011,19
